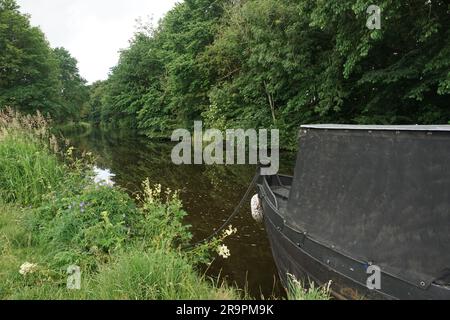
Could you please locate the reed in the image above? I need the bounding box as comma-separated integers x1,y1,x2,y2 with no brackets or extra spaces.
287,274,332,300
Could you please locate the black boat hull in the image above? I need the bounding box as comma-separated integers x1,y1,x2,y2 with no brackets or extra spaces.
258,175,450,300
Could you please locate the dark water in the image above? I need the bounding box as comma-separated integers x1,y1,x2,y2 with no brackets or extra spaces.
67,128,296,299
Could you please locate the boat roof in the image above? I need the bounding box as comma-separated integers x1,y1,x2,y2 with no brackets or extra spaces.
301,124,450,132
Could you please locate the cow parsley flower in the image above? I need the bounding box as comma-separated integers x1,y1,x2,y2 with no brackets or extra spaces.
224,225,238,237
217,245,231,259
19,262,38,275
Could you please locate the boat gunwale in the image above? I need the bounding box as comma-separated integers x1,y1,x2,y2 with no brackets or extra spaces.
301,124,450,132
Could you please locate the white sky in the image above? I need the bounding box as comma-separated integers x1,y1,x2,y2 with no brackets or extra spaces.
17,0,179,83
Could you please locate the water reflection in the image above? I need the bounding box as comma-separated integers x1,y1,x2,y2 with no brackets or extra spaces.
67,128,296,298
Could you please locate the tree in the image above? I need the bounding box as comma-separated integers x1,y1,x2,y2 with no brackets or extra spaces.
204,0,450,148
98,0,450,149
53,47,89,121
87,80,107,125
0,0,61,115
102,32,162,130
305,0,450,124
103,0,229,135
203,0,332,146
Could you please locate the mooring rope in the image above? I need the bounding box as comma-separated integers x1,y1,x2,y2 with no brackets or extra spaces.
183,166,261,250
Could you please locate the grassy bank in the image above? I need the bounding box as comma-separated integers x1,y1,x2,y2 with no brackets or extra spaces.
0,109,239,300
0,109,331,300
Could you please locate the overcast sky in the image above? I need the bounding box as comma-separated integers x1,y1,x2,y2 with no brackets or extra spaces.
17,0,179,83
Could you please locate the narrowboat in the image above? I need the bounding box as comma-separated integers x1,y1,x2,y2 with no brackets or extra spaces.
256,125,450,300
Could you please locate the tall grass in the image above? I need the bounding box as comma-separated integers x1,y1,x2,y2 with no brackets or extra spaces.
91,249,238,300
0,109,240,300
0,108,79,207
287,274,332,300
0,135,66,206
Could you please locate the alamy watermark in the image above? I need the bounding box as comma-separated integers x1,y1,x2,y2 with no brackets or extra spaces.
366,264,381,290
367,5,381,30
171,121,279,175
67,265,81,290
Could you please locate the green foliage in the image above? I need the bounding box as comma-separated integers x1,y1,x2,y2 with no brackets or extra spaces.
0,0,60,115
92,0,449,149
53,47,89,121
0,0,88,121
87,81,108,126
0,109,68,206
204,0,325,146
100,33,157,130
287,275,332,301
132,180,192,250
0,134,65,206
303,0,450,125
96,0,228,135
206,0,450,146
28,185,136,270
0,110,240,300
2,0,450,147
91,249,238,300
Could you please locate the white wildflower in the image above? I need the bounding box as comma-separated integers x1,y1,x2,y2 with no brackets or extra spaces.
217,245,231,259
19,262,38,276
224,225,238,237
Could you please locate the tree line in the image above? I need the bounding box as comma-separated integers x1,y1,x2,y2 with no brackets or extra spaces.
0,0,88,122
1,0,449,149
90,0,450,149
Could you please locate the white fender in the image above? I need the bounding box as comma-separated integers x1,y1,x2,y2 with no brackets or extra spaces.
251,194,264,223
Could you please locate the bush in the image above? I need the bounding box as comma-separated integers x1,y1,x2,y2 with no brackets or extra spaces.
28,184,137,271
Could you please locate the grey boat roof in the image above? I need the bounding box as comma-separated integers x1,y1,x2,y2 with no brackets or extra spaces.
301,124,450,132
